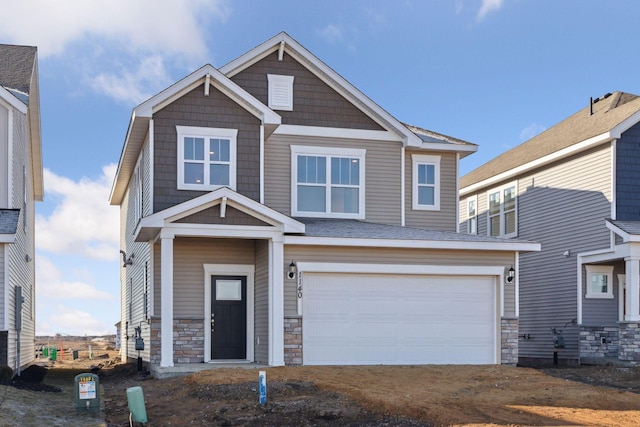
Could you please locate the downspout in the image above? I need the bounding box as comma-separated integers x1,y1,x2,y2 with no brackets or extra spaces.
260,124,265,204
400,146,405,226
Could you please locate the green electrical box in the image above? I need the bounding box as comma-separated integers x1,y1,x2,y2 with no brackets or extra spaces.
74,373,100,413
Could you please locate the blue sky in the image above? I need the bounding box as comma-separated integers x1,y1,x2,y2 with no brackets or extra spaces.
2,0,640,335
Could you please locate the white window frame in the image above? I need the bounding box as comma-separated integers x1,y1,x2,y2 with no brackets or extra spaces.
412,154,441,211
291,145,366,219
467,195,477,234
486,182,518,238
176,126,238,191
585,265,614,299
267,74,294,111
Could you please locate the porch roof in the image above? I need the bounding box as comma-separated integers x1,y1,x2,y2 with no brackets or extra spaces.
0,209,19,243
607,219,640,242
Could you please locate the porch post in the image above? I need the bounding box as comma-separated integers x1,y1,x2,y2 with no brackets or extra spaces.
625,256,640,322
160,233,175,367
269,236,285,366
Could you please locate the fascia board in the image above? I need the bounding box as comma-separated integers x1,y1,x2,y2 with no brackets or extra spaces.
220,33,421,147
284,235,540,252
138,188,305,234
0,86,27,114
460,131,614,196
611,110,640,138
419,141,478,156
605,220,640,242
0,234,16,243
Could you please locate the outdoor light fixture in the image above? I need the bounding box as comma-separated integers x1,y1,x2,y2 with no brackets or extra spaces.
506,266,515,283
287,261,297,279
120,250,134,268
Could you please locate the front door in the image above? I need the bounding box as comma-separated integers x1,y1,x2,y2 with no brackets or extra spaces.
211,276,247,359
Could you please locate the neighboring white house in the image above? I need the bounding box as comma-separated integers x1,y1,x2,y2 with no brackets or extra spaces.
0,44,43,373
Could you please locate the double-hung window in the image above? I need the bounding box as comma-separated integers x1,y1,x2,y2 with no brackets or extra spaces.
467,196,477,234
412,154,440,211
291,145,365,218
585,265,614,299
487,183,517,237
176,126,237,191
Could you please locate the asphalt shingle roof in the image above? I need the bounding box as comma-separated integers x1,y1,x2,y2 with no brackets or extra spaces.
461,91,640,188
297,218,534,244
607,219,640,236
0,209,20,235
0,44,37,104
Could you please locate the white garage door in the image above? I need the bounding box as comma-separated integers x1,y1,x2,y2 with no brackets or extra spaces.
302,273,497,365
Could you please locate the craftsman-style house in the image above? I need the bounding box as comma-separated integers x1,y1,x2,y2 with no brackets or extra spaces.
110,33,537,376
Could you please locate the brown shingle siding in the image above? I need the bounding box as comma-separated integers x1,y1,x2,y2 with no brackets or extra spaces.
231,52,383,130
153,84,261,212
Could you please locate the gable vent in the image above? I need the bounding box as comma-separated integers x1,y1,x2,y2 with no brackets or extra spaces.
267,74,294,111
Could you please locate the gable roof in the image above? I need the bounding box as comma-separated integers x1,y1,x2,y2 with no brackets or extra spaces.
461,91,640,193
0,209,20,243
109,63,282,205
221,32,461,150
0,44,43,201
135,187,305,241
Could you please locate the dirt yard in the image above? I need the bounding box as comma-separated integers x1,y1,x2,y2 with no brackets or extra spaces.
2,340,640,426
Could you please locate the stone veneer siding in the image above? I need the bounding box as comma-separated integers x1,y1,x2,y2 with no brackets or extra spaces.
579,326,619,359
149,317,205,365
619,322,640,364
284,317,302,366
174,318,205,363
501,317,518,366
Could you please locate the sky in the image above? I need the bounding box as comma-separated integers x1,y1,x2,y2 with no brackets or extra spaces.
2,0,640,336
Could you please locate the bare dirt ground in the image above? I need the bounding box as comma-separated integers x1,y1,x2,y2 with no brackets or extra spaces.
2,339,640,426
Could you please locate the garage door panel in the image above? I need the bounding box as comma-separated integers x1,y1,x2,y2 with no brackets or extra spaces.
303,273,497,365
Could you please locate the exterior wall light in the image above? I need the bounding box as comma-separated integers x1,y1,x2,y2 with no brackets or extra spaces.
287,261,297,279
506,266,515,283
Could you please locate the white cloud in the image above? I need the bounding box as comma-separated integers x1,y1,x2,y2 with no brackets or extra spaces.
477,0,504,21
318,24,344,44
88,55,172,105
36,257,114,300
36,164,119,260
45,305,113,336
0,0,229,59
519,123,546,141
0,0,231,104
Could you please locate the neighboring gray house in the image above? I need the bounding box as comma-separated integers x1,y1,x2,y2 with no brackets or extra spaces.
0,44,43,372
460,91,640,366
109,32,538,376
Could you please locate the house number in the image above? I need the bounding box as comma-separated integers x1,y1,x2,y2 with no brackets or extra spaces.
297,274,302,299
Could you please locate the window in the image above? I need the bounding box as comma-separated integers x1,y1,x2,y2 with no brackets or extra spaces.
267,74,294,111
412,155,440,211
291,145,365,218
176,126,237,191
467,196,477,234
585,265,614,299
487,183,517,237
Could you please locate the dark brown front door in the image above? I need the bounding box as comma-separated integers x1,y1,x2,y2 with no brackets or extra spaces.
211,276,247,359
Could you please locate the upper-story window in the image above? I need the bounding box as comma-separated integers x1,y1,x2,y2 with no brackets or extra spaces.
585,265,614,299
467,196,477,234
291,145,365,219
267,74,294,111
412,154,440,211
176,126,237,191
487,183,517,238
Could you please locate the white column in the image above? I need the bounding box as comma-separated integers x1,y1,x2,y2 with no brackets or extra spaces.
269,237,285,366
160,234,175,367
625,256,640,322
